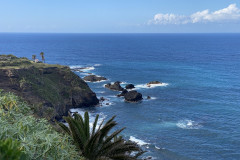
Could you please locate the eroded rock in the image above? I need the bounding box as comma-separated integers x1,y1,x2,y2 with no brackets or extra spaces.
125,84,135,89
105,81,124,91
83,75,107,82
124,90,143,102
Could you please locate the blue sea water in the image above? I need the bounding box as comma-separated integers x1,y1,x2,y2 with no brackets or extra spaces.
0,33,240,160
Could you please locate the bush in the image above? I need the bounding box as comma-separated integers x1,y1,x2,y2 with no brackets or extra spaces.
0,90,83,160
0,138,26,160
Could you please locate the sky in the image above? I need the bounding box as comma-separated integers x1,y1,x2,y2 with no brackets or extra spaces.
0,0,240,33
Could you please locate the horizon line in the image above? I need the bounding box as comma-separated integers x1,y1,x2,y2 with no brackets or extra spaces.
0,32,240,34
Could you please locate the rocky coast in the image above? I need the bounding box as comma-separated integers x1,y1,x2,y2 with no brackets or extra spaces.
0,55,99,120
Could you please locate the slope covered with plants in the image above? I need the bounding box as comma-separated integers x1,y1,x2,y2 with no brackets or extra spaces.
0,90,83,160
0,54,99,120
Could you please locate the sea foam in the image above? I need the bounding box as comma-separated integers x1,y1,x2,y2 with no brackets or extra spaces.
80,66,95,71
129,136,149,146
69,65,95,71
135,83,169,89
176,119,202,129
70,108,106,129
69,65,83,69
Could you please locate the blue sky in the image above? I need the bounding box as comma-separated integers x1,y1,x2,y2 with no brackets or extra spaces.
0,0,240,33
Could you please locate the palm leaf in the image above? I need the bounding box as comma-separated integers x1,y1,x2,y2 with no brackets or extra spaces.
84,112,90,139
58,112,146,160
56,120,71,135
91,114,99,137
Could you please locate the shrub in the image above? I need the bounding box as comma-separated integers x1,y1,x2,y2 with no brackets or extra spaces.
0,90,83,160
0,138,26,160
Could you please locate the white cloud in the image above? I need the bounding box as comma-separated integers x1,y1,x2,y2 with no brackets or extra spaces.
150,4,240,25
153,14,188,24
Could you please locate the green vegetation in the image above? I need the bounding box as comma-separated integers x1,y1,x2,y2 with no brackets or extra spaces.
0,90,145,160
32,55,36,61
0,54,63,69
0,138,26,160
0,90,83,160
14,65,91,120
40,52,45,63
59,112,145,160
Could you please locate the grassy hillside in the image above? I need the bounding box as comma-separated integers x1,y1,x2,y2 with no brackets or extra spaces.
0,90,83,160
0,54,63,69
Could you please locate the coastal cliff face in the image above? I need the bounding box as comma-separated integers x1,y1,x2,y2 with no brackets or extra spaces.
0,55,99,120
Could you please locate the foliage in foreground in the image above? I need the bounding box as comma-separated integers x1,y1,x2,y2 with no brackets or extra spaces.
0,138,26,160
59,112,145,160
0,90,82,160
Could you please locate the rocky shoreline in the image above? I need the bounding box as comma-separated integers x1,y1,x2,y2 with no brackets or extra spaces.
70,66,165,103
73,66,163,103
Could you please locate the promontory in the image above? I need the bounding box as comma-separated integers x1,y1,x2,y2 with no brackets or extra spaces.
0,55,99,121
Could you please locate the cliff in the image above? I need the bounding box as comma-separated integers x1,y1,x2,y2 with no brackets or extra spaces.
0,55,99,120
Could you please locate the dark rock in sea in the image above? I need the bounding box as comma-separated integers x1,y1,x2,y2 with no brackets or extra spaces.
99,97,106,101
105,83,111,88
115,81,122,84
147,81,162,87
147,81,162,85
105,81,124,91
144,156,152,160
124,90,143,102
106,103,110,105
117,89,128,97
83,75,107,82
125,84,135,89
147,96,151,99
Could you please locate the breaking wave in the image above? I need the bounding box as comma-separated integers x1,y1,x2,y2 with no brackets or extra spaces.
176,119,202,129
135,83,169,89
129,136,150,146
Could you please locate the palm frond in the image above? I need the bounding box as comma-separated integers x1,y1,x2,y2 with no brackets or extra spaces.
84,112,90,139
56,120,71,135
91,114,99,137
58,111,146,160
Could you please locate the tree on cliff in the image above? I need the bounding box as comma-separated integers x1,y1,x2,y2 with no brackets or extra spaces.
40,52,45,63
32,55,36,61
58,112,145,160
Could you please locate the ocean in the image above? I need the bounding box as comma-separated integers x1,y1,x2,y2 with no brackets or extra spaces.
0,33,239,160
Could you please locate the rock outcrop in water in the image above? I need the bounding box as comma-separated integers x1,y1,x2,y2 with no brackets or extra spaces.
117,89,128,97
147,81,162,87
83,75,107,82
124,90,143,102
105,81,124,91
125,84,135,89
0,55,99,120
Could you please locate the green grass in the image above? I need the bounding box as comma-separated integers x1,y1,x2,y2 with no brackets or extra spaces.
0,90,84,160
0,54,65,69
16,66,90,106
